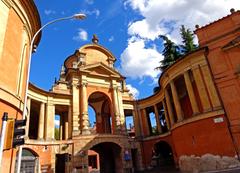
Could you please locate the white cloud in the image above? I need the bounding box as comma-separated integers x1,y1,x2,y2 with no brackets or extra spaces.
126,84,140,99
128,19,168,40
120,0,240,81
80,9,100,18
44,9,56,16
73,28,88,41
120,37,163,80
109,36,114,42
85,0,94,5
55,119,60,127
125,0,240,42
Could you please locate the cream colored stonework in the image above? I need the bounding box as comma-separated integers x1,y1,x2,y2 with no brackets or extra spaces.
25,38,225,173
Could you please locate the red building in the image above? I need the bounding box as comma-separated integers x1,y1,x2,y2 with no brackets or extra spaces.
1,1,240,172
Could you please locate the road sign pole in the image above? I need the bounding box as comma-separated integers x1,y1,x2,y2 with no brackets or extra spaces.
0,112,8,169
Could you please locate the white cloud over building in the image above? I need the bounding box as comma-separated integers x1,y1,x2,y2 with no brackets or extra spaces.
120,0,240,81
73,28,88,41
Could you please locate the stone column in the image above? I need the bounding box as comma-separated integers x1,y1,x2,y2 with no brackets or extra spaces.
59,116,63,140
25,97,31,138
132,109,140,137
142,109,150,136
71,79,80,136
81,82,90,134
68,105,72,139
38,102,45,140
184,71,200,114
162,100,170,130
64,113,69,140
45,101,55,140
112,86,121,133
192,66,211,112
117,89,126,134
154,105,162,134
170,81,183,122
164,89,175,126
201,64,221,109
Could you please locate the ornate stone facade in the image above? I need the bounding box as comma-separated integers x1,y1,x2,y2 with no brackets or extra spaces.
1,1,240,173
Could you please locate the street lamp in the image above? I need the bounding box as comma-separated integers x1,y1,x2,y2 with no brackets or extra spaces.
16,13,86,173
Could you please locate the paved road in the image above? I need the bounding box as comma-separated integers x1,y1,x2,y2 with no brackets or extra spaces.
141,167,240,173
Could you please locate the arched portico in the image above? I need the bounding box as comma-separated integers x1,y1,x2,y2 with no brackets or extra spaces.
89,142,122,173
73,135,134,173
152,141,176,171
88,92,115,134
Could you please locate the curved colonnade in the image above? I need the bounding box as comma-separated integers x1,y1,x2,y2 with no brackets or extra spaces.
135,48,235,169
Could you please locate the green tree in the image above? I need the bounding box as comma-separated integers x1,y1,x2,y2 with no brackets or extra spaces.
55,127,59,140
180,25,197,54
156,35,181,71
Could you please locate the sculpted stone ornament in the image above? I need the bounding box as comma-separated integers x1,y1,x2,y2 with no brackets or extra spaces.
82,112,90,135
92,34,99,44
81,82,88,87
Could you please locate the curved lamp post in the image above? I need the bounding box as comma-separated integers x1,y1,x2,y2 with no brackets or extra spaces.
16,13,86,173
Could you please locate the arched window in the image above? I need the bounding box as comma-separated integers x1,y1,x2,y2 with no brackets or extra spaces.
16,148,39,173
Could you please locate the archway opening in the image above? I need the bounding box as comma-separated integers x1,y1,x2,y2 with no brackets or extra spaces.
124,109,135,137
16,148,39,173
88,105,97,134
88,92,113,134
88,142,122,173
153,141,175,170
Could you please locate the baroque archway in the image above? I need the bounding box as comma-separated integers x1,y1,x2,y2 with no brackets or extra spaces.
89,142,122,173
88,92,114,134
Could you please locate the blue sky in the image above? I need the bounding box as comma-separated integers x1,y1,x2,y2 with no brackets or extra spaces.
32,0,157,99
31,0,240,100
37,0,240,129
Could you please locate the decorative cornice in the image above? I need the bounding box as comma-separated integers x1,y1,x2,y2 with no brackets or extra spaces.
2,0,13,8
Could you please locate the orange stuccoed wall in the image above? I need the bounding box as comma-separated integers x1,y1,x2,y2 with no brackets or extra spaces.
195,9,240,156
140,9,240,169
141,114,236,167
0,0,41,172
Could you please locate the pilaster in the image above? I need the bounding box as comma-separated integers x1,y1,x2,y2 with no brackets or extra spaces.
71,78,80,136
117,87,126,134
112,80,121,133
81,81,90,135
170,81,183,122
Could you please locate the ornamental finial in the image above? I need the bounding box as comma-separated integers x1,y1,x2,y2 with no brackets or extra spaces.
92,34,99,44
